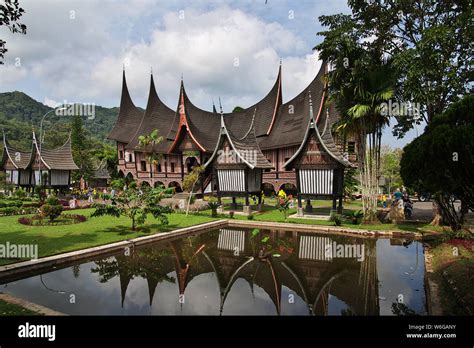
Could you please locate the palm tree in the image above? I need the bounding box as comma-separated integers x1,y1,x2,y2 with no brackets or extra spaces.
332,58,395,222
138,129,163,179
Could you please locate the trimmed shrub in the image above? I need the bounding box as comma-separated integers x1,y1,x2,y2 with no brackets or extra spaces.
18,214,87,226
46,196,61,206
40,203,63,221
0,207,38,216
0,200,23,208
330,213,343,226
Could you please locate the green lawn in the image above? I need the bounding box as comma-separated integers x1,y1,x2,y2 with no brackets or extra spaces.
0,299,40,315
200,200,442,234
0,200,443,266
0,209,218,265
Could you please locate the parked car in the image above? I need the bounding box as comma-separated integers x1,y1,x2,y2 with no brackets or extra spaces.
417,192,431,202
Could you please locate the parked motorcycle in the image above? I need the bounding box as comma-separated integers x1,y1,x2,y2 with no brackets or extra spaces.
404,199,413,218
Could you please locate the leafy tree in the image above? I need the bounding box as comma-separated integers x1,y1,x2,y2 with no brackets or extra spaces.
381,146,403,194
400,96,474,232
343,167,359,198
344,0,472,136
137,129,163,178
232,106,244,113
0,0,27,64
91,142,118,178
182,165,204,216
316,13,397,222
71,114,94,182
91,186,172,231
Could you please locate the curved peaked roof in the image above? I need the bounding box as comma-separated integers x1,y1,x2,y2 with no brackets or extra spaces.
258,62,326,150
33,132,79,170
111,61,341,156
1,130,78,171
125,74,175,152
180,84,222,152
108,71,144,143
283,89,351,169
224,64,282,138
167,81,221,153
204,111,273,169
2,131,35,169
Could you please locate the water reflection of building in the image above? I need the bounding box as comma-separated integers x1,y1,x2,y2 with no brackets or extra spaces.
99,228,379,315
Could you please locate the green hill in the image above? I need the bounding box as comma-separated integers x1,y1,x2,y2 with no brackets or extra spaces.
0,91,120,150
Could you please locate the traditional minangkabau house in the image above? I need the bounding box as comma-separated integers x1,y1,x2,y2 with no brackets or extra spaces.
108,61,358,212
1,130,78,190
202,109,273,213
283,91,353,215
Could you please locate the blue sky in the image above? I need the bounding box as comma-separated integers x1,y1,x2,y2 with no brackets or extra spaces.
0,0,419,147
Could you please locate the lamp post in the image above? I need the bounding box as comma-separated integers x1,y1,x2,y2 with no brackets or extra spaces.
38,107,66,186
40,274,66,295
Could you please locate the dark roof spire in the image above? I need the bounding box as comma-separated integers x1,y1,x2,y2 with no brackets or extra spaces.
218,97,223,114
212,98,217,114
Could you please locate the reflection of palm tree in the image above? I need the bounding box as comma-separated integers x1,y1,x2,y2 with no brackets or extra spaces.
356,240,379,315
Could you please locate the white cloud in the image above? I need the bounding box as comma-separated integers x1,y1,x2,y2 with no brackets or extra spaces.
0,65,28,88
43,97,58,108
0,1,323,111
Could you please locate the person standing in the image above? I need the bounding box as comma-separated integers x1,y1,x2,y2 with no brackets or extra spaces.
382,194,387,208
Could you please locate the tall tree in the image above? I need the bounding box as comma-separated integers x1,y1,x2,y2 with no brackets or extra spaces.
380,146,403,195
182,165,204,216
70,114,93,182
346,0,473,136
316,14,397,222
400,96,474,232
0,0,26,64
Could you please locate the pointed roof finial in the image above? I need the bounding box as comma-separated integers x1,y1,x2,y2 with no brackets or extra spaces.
150,66,153,75
218,97,223,115
212,97,218,113
123,63,125,71
308,90,314,122
181,73,183,81
279,57,282,66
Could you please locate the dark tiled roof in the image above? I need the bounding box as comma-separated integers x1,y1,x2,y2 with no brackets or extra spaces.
165,81,222,152
283,84,351,169
183,89,222,152
224,65,282,138
108,71,144,144
205,113,272,170
125,74,175,152
225,114,273,169
109,61,343,159
316,104,352,167
1,138,34,169
36,136,79,170
258,63,326,150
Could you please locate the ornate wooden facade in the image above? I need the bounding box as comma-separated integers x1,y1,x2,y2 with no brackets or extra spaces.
108,61,357,202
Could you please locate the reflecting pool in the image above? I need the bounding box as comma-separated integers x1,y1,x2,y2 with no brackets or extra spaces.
0,227,426,315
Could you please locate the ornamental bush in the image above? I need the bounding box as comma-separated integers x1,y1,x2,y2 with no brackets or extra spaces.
40,197,63,221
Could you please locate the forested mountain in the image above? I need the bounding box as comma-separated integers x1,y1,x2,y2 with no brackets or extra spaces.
0,91,121,150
